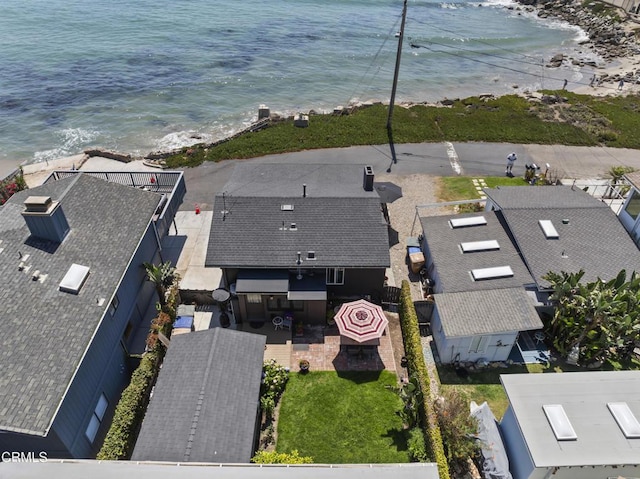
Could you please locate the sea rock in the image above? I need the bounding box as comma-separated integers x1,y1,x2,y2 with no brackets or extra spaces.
547,53,565,68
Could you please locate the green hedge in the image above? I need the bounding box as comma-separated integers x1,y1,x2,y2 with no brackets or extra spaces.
96,349,162,460
398,280,450,479
97,283,180,460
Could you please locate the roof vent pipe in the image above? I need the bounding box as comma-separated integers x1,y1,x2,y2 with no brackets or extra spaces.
296,252,303,280
303,183,307,198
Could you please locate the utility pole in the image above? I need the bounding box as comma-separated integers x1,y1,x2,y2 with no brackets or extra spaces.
386,0,408,169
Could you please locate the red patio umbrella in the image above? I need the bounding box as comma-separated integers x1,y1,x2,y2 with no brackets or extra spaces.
334,299,389,343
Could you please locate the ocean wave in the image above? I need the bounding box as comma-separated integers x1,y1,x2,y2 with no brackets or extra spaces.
440,3,462,9
155,130,214,152
33,127,100,163
482,0,519,8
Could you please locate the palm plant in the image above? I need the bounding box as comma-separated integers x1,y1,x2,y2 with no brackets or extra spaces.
143,261,176,308
543,269,640,366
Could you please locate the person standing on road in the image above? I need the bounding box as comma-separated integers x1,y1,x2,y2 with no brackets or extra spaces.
506,152,517,176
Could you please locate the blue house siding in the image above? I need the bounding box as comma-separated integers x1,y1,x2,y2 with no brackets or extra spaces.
48,224,161,458
0,428,68,458
327,268,386,300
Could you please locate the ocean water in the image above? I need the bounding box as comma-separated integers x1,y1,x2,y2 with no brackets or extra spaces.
0,0,597,173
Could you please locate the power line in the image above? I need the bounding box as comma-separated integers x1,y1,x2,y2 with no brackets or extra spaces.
408,17,546,62
408,40,620,91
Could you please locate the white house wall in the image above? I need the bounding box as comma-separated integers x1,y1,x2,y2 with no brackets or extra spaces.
432,309,518,364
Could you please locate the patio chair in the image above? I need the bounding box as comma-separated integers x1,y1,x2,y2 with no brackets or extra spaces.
282,317,293,331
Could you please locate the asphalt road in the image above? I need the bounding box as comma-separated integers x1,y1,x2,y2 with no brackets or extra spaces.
180,142,640,211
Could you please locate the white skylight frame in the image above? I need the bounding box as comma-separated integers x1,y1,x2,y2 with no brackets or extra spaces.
450,216,487,228
460,240,500,253
607,402,640,439
281,204,294,211
539,219,559,239
543,404,577,441
59,263,90,294
471,265,513,281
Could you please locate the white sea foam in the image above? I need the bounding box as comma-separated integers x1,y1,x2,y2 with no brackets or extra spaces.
33,127,100,164
483,0,518,8
155,130,214,152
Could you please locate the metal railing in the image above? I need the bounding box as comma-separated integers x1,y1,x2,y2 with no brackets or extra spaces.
44,170,186,238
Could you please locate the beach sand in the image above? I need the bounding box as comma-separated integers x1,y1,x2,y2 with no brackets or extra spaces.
572,53,640,96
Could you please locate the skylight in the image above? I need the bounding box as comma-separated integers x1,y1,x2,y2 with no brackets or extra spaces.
59,264,90,294
460,240,500,253
539,220,559,239
471,266,513,281
543,404,577,441
281,204,294,211
450,216,487,228
608,402,640,439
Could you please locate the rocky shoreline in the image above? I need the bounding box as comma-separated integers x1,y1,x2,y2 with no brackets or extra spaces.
513,0,640,84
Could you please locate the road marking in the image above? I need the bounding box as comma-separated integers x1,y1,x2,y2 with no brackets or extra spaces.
445,142,463,175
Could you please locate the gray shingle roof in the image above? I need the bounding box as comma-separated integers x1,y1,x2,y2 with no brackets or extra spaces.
131,328,266,463
222,163,382,198
419,212,534,293
501,371,640,468
624,170,640,189
435,288,543,337
501,207,640,288
206,166,390,268
484,185,608,210
0,174,161,436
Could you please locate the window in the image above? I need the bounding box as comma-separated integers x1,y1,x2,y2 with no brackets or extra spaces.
625,190,640,220
246,293,262,304
326,268,345,285
85,393,108,443
108,295,119,316
267,297,304,311
469,336,488,354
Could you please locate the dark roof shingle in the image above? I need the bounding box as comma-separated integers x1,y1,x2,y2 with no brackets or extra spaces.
419,212,534,293
131,328,266,463
501,207,640,288
0,174,160,435
435,288,543,337
207,164,390,269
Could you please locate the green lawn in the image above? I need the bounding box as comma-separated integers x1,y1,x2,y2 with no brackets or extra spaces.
438,176,528,203
164,93,640,168
276,370,411,464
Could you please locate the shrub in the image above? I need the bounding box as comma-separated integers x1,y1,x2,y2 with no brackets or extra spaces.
407,427,429,462
399,280,450,479
260,359,289,420
434,389,480,469
97,350,162,460
251,449,314,464
97,275,180,459
0,171,27,205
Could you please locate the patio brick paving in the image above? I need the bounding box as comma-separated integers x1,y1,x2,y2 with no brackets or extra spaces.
289,322,396,373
